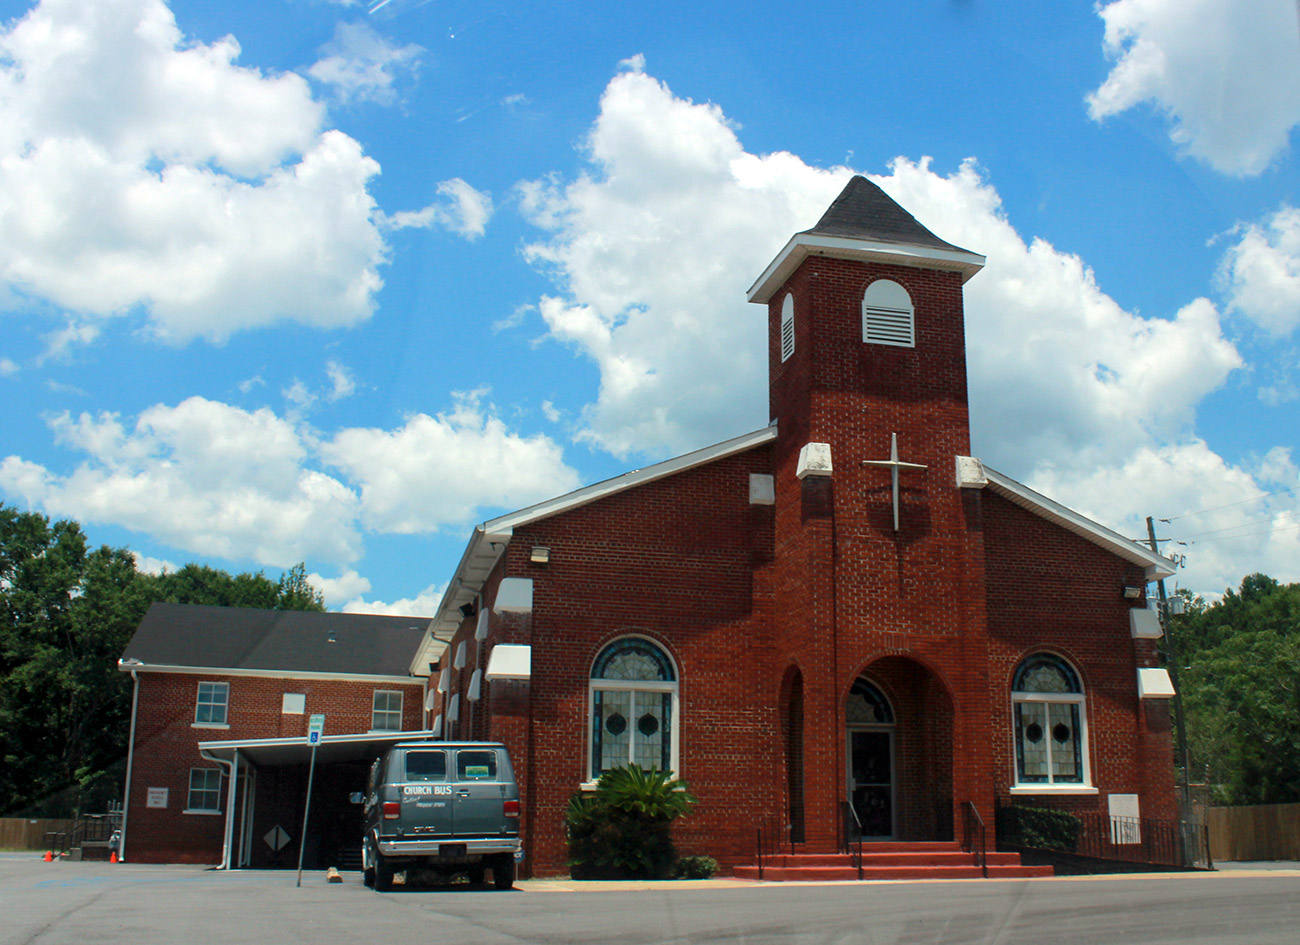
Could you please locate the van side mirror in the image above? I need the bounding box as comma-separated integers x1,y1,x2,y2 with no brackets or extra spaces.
349,792,365,804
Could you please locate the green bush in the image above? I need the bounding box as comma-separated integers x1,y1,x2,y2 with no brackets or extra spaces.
565,765,697,879
999,805,1082,852
674,854,718,879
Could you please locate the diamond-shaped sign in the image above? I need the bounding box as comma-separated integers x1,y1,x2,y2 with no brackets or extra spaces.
264,825,291,852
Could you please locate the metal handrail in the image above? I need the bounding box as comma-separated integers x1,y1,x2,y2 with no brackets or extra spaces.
841,801,863,879
962,801,987,877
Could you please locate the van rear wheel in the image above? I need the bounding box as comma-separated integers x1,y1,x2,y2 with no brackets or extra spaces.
373,852,393,892
492,854,515,890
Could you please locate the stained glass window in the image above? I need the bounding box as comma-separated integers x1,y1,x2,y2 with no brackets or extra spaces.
590,638,677,779
1012,654,1086,786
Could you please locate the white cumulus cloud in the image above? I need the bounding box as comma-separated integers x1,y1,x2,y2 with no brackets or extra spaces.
1219,205,1300,335
307,20,422,106
1087,0,1300,176
0,0,477,346
320,389,582,533
0,390,582,574
0,397,363,565
381,178,493,240
342,583,443,618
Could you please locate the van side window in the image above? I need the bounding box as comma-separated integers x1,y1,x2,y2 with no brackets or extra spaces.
456,750,497,781
405,750,447,782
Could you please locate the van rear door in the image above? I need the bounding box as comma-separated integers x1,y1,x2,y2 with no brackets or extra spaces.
399,748,454,836
451,748,508,837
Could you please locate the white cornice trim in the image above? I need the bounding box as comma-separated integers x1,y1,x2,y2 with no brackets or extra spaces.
116,660,421,685
748,233,986,303
429,425,779,637
978,465,1176,580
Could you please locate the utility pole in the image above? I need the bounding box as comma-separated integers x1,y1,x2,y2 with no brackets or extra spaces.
1146,516,1195,861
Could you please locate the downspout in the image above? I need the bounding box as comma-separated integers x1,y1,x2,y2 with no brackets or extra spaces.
117,661,142,862
199,747,240,870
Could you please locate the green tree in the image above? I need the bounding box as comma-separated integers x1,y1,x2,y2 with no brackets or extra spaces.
1175,574,1300,804
0,508,150,813
1,503,326,814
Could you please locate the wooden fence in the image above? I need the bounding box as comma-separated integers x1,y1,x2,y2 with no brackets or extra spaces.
1207,803,1300,862
0,818,76,851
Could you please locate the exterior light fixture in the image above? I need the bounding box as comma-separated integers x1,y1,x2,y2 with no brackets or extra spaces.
458,601,477,619
1121,586,1144,600
530,546,551,564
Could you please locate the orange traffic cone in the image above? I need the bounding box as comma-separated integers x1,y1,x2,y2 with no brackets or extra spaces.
110,851,118,864
43,851,53,862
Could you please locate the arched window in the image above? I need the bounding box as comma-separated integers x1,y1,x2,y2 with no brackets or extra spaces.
780,292,796,362
590,637,678,779
862,279,915,348
1012,654,1088,786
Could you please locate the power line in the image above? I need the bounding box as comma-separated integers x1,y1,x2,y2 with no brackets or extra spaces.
1185,519,1300,545
1174,513,1290,541
1160,484,1298,523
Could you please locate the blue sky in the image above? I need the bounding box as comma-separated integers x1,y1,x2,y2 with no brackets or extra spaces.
1,0,1298,613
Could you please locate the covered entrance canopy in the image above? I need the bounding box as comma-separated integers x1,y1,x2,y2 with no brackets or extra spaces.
197,730,440,869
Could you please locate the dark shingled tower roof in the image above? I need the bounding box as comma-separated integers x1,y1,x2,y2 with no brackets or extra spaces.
122,603,428,677
801,175,972,255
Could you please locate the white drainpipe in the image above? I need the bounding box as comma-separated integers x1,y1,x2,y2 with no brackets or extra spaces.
199,748,240,870
117,661,142,862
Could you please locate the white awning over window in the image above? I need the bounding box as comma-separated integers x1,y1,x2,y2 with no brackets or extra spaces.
1137,667,1176,699
485,644,531,681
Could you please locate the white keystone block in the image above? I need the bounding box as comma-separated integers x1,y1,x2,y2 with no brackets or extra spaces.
796,442,833,480
955,455,987,488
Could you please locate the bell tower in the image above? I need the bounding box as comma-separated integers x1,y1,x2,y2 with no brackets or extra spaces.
748,176,995,848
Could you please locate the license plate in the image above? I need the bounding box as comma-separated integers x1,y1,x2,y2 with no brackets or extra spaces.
440,843,467,858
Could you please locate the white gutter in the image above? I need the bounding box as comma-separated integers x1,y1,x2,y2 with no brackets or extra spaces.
117,659,142,862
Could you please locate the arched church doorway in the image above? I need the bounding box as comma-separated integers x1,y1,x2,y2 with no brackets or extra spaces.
845,657,954,842
846,678,895,837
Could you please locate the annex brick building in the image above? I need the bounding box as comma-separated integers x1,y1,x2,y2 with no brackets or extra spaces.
429,177,1179,876
117,605,435,867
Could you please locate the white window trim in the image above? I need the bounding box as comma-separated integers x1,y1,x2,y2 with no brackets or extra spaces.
186,768,222,813
586,639,680,782
371,689,404,732
194,681,229,726
1010,688,1093,790
190,722,231,731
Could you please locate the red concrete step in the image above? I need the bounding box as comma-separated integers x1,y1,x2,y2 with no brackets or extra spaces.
733,843,1054,882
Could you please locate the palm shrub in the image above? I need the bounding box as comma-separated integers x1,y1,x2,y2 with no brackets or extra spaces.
566,765,697,879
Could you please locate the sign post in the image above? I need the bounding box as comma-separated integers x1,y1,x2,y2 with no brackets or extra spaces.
296,714,325,888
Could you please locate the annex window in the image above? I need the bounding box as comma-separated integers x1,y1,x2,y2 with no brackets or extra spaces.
780,292,796,362
862,279,914,348
372,690,404,731
589,637,678,780
194,682,229,726
1012,654,1088,786
187,768,222,813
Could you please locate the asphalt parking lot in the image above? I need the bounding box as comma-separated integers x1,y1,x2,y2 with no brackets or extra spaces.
5,853,1300,945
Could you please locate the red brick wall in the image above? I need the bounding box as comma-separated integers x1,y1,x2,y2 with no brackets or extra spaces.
982,492,1177,821
123,672,425,864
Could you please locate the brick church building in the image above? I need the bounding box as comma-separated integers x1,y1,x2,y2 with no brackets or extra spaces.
430,176,1178,876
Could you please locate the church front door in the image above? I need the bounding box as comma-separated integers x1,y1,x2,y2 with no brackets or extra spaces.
847,728,894,838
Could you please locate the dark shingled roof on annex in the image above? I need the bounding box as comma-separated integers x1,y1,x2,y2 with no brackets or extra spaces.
122,602,428,677
802,174,974,255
